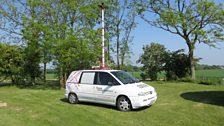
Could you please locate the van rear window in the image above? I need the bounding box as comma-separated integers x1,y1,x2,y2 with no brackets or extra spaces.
80,72,95,84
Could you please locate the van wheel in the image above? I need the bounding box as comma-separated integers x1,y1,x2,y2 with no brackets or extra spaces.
117,96,132,111
68,93,78,104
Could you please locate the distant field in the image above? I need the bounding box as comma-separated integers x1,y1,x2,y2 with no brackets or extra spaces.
196,69,224,78
46,73,57,80
129,69,224,80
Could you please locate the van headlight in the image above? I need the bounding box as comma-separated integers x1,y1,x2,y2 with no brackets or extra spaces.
138,91,152,96
138,92,146,96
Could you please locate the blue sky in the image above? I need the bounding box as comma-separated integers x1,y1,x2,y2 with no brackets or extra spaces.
131,1,224,66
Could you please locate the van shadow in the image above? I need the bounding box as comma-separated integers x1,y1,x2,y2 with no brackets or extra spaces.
60,98,151,111
180,91,224,107
60,98,116,110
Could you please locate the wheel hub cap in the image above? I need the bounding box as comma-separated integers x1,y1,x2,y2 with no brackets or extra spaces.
69,95,76,103
120,99,130,110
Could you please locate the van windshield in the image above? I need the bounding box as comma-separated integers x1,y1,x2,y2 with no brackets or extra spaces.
111,71,140,84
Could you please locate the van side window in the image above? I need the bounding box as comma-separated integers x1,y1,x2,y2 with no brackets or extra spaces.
96,72,120,86
80,72,95,84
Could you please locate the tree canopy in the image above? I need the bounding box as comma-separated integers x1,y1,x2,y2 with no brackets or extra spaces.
138,43,167,80
0,0,137,87
0,43,24,84
136,0,224,80
138,43,190,80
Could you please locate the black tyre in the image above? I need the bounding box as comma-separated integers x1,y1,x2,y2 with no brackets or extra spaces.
116,96,132,111
68,93,79,104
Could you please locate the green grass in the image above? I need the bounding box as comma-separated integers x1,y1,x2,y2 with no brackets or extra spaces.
196,69,224,78
46,73,57,80
129,72,141,79
129,72,166,80
130,69,224,83
195,69,224,85
0,82,224,126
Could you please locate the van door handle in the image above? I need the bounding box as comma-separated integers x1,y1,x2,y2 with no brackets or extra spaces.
96,87,102,91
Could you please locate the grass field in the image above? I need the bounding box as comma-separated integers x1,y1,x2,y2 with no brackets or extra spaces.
129,69,224,84
196,69,224,78
0,82,224,126
46,73,58,80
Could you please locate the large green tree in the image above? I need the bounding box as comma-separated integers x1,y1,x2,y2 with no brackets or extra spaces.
0,43,24,84
105,0,137,69
136,0,224,80
137,43,167,80
47,0,101,87
1,0,138,87
22,0,44,84
138,43,191,80
0,0,48,83
0,0,103,87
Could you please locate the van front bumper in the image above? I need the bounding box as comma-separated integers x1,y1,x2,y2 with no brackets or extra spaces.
129,95,157,109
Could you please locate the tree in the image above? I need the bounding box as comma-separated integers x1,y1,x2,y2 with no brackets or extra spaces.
138,43,190,81
164,49,190,80
22,0,45,84
106,0,136,69
136,0,224,80
0,0,24,43
0,43,24,84
45,0,101,88
0,0,102,87
0,0,55,83
137,43,167,80
120,8,136,67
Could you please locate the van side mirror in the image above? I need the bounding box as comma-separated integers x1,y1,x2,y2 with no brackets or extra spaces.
108,82,113,86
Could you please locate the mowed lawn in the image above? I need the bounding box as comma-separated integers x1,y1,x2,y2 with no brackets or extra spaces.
0,82,224,126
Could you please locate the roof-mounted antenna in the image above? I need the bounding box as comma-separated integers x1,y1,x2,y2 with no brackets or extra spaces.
98,3,108,70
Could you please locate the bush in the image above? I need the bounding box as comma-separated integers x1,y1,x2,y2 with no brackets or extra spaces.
196,77,224,85
140,73,147,81
138,43,167,81
164,49,190,80
178,76,193,82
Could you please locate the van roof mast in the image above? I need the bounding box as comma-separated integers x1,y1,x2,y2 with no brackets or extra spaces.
98,3,108,70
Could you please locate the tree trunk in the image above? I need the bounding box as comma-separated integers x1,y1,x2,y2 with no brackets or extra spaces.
121,52,125,68
43,62,46,82
187,44,196,80
116,33,120,69
64,72,67,88
108,39,110,62
60,67,65,88
10,75,15,84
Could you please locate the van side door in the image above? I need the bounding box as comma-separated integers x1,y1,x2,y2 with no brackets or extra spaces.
77,72,96,102
94,72,120,105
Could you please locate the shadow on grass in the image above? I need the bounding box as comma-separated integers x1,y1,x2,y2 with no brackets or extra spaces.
60,98,116,110
60,98,151,112
180,91,224,107
17,80,61,90
0,82,12,87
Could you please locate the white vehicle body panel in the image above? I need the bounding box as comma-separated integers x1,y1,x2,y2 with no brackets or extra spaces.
65,70,157,109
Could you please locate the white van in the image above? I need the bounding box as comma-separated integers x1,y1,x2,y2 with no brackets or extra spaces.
65,70,157,111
